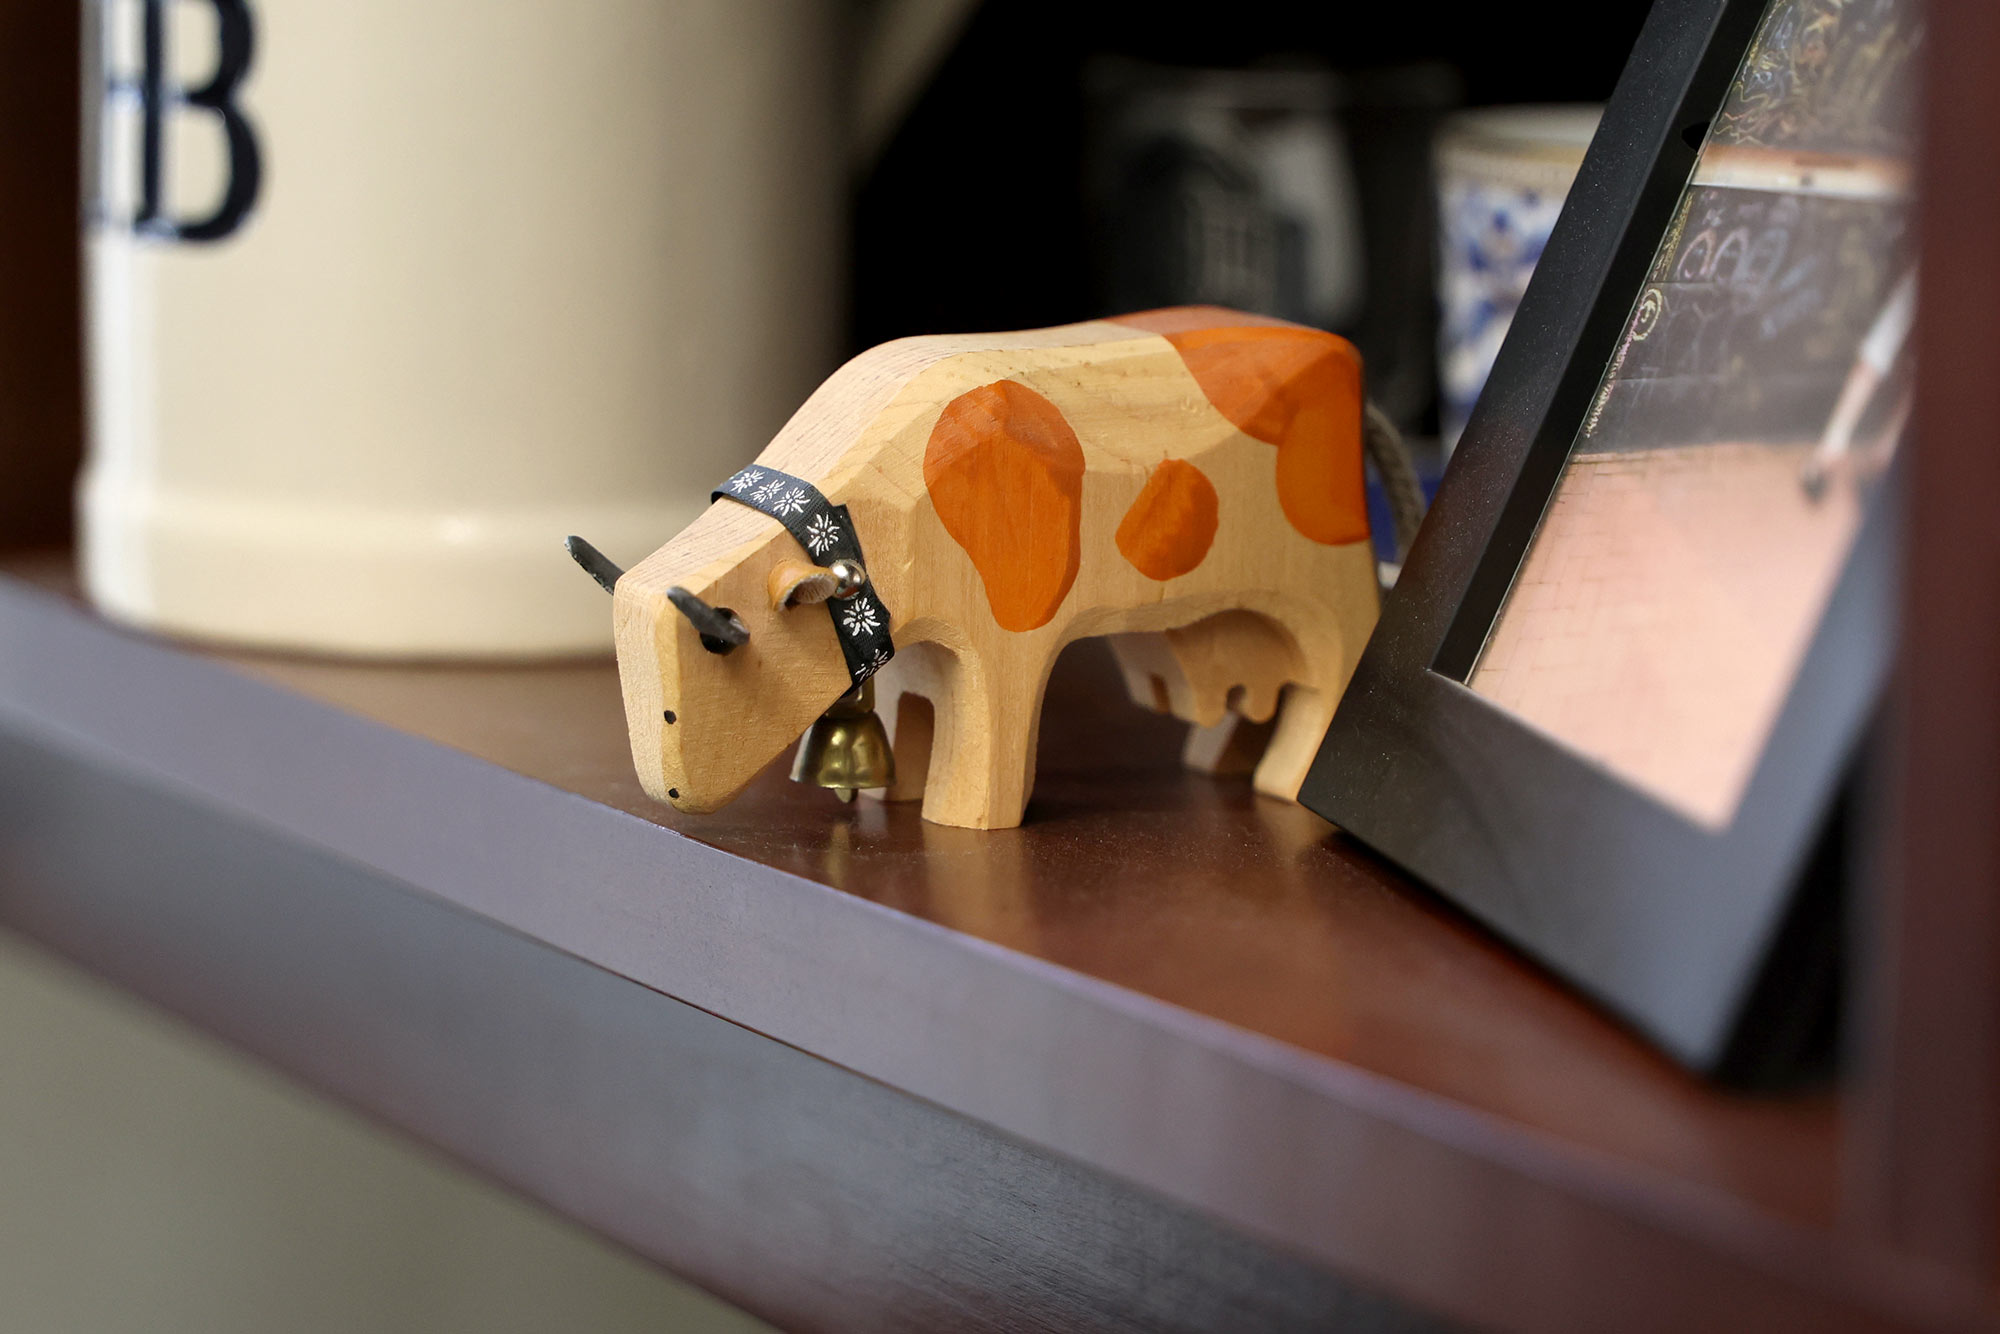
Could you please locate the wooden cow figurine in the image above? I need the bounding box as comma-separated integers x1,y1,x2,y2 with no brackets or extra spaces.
603,306,1380,830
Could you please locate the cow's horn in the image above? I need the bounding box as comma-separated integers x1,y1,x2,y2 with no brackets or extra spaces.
564,535,624,594
667,586,750,653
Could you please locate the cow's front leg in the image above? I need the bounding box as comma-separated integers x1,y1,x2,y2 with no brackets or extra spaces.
918,649,1048,830
865,644,948,805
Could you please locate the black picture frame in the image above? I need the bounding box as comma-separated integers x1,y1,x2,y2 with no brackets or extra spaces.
1299,0,1901,1072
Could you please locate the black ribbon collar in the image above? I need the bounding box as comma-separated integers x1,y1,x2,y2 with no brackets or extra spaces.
712,466,895,688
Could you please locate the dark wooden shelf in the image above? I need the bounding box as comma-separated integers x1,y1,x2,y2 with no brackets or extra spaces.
0,552,1984,1331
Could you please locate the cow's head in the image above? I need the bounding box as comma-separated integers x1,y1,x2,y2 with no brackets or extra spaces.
571,503,859,813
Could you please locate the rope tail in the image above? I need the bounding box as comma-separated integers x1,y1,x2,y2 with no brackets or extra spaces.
1362,402,1426,565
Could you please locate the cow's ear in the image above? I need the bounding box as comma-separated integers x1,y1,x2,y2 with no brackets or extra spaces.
769,559,840,609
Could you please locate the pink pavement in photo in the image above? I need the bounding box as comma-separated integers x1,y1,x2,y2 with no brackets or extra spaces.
1470,441,1867,828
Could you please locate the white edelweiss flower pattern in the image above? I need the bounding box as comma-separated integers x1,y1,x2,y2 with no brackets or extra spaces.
838,597,880,638
722,464,893,680
803,512,840,555
853,646,892,681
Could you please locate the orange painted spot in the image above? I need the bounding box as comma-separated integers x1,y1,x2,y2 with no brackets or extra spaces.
924,379,1085,632
1113,309,1370,547
1116,458,1218,581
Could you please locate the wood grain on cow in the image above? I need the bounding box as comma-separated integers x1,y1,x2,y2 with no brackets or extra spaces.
610,308,1379,829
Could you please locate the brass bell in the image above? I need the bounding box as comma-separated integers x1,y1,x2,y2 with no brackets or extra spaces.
791,678,896,802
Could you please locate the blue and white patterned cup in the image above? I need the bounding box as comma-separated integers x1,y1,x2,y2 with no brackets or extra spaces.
1435,106,1601,452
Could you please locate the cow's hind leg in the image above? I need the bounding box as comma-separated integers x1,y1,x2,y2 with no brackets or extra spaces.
1182,711,1276,777
1105,632,1190,719
1113,614,1302,785
1109,614,1295,731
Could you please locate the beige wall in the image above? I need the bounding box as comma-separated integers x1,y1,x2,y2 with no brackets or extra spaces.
0,929,770,1334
